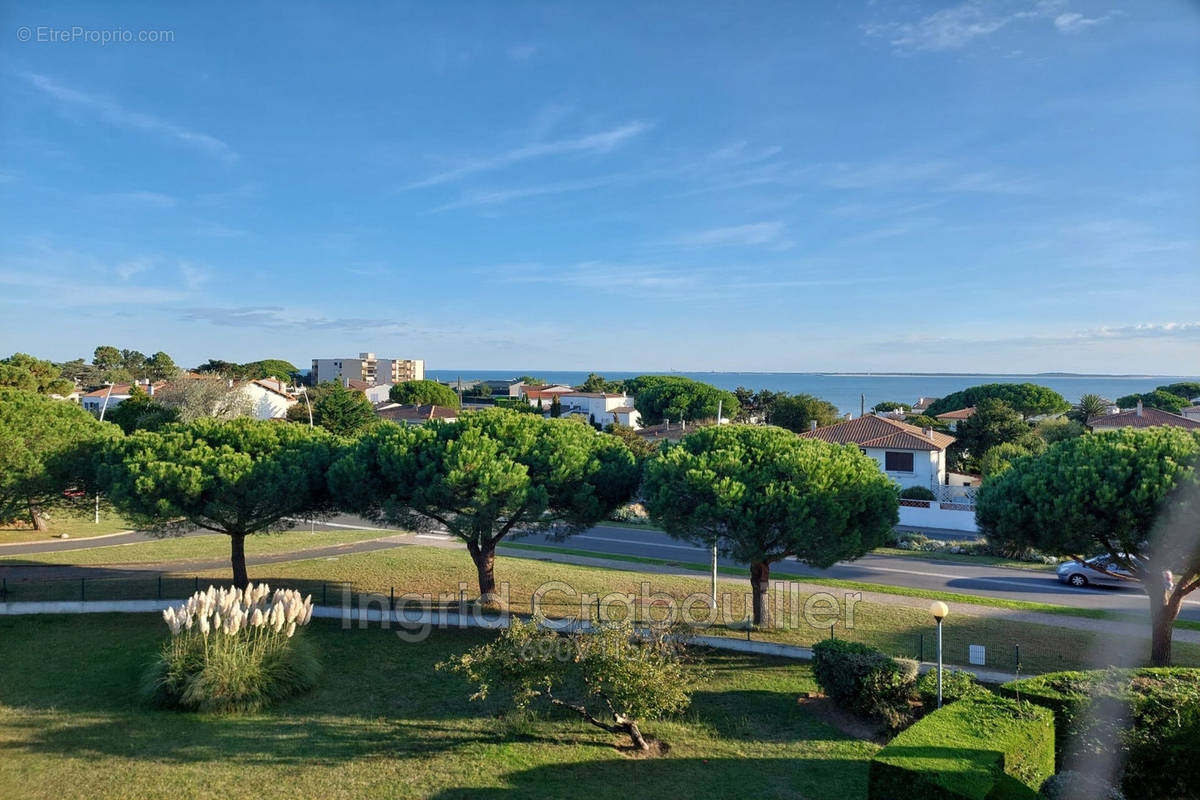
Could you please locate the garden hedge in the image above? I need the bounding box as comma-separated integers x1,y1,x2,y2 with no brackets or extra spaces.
998,668,1200,800
868,693,1054,800
811,639,918,728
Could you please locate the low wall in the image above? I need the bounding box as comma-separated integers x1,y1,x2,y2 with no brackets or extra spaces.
898,500,978,533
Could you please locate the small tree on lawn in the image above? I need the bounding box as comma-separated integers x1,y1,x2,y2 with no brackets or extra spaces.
99,418,338,587
442,619,696,751
330,409,639,600
643,425,898,626
977,427,1200,666
0,388,119,530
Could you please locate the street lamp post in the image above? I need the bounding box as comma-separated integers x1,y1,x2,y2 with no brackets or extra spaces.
930,601,949,708
95,382,116,524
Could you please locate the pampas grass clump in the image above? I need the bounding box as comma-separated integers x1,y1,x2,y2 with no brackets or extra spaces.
142,583,321,713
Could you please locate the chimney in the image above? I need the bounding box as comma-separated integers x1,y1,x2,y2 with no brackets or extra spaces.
844,412,852,420
924,427,934,441
147,383,155,397
343,376,349,388
810,420,818,432
1136,399,1143,417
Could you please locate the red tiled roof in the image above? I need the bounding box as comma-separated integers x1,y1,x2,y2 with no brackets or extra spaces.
800,414,956,451
81,381,169,398
377,403,458,422
1088,407,1200,430
936,406,976,420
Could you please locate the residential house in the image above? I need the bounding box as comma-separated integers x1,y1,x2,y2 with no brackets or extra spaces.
1088,401,1200,431
525,390,640,428
363,383,394,404
608,405,641,428
911,397,939,414
800,414,956,490
375,403,458,426
80,381,168,414
240,379,298,420
1181,405,1200,422
311,352,424,386
935,406,975,432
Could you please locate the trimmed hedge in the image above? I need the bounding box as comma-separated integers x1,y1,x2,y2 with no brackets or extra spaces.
998,668,1200,800
917,668,983,708
869,693,1055,800
812,639,918,728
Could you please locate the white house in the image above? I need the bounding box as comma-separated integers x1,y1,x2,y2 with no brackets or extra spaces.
239,379,298,420
934,406,975,432
800,414,956,490
363,383,394,404
80,381,167,415
526,390,641,428
1181,406,1200,422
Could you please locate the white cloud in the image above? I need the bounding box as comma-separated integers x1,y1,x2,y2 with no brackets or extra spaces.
863,1,1111,53
21,73,237,162
668,221,789,248
405,121,651,188
431,175,621,211
1054,11,1116,33
506,44,539,62
105,190,176,207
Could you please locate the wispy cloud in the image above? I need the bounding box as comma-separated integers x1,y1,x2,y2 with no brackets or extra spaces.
890,321,1200,350
1053,11,1117,33
0,268,189,305
863,1,1110,54
103,190,176,207
431,175,621,211
506,43,539,62
179,306,409,333
825,159,1037,194
405,121,651,188
667,221,790,249
21,73,237,162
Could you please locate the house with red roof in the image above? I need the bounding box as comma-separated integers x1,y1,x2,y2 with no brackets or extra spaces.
800,414,957,491
1088,400,1200,431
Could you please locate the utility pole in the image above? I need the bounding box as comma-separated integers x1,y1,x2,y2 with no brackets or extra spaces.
861,393,865,417
300,386,313,427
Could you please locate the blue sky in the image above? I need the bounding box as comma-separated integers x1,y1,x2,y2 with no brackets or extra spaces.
1,1,1197,373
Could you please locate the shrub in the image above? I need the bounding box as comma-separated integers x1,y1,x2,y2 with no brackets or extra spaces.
812,639,918,729
999,668,1200,800
142,583,320,713
899,486,937,501
917,668,983,708
1040,771,1126,800
442,619,698,751
869,693,1055,800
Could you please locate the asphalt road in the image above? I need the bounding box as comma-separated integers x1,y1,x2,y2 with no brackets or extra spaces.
4,514,1196,622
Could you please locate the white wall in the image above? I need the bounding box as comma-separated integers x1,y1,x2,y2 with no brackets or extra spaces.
897,502,979,532
863,447,939,490
241,384,296,420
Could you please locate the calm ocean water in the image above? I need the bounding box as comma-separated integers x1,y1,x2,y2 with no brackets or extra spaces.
425,371,1198,415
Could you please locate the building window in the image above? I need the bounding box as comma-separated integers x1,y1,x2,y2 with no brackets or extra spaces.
884,451,914,472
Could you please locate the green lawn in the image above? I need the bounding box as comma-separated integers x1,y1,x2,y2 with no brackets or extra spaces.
0,614,877,800
0,511,132,545
0,527,394,566
870,546,1056,572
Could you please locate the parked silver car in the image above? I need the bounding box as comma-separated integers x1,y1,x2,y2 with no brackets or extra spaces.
1056,554,1141,588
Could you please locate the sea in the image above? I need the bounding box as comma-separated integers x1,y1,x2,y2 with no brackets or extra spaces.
424,371,1199,416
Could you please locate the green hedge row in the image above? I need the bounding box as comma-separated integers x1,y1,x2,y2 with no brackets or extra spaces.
868,693,1054,800
811,639,918,728
998,668,1200,800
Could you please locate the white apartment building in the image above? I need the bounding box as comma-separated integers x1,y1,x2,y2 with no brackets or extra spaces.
311,352,424,386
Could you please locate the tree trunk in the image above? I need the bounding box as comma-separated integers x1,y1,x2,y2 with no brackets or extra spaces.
28,501,48,532
1147,571,1183,666
229,533,249,589
621,717,650,751
749,561,770,627
467,541,498,602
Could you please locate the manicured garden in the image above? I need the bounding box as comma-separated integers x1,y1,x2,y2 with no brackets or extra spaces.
0,613,879,800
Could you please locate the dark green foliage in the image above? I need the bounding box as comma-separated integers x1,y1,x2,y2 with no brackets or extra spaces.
142,351,178,381
604,423,658,461
550,394,562,417
811,639,918,728
868,693,1055,800
644,425,898,625
515,375,545,386
98,418,339,585
924,383,1070,419
310,381,377,436
950,398,1037,471
1116,389,1188,414
624,375,739,424
576,372,624,393
1068,393,1111,424
899,486,937,501
241,359,299,380
92,345,122,371
872,401,910,413
770,393,840,434
0,388,120,529
1159,382,1200,401
105,385,179,433
977,428,1200,665
330,409,640,597
916,668,982,707
901,413,951,432
389,379,460,408
0,353,76,396
999,669,1200,800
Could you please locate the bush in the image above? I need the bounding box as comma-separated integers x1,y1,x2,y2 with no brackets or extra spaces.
1040,771,1126,800
142,583,320,713
869,693,1055,800
899,486,937,501
917,668,983,708
999,669,1200,800
812,639,918,728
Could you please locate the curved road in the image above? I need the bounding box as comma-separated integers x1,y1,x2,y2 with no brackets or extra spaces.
3,516,1195,622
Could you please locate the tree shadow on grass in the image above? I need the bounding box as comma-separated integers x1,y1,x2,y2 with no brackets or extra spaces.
686,689,867,744
427,756,872,800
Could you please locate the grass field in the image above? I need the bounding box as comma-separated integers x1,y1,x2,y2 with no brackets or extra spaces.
0,614,878,800
0,527,394,566
0,511,131,544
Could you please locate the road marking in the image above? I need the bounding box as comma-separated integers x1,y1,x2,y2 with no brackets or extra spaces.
281,518,393,532
416,534,454,541
569,534,706,552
